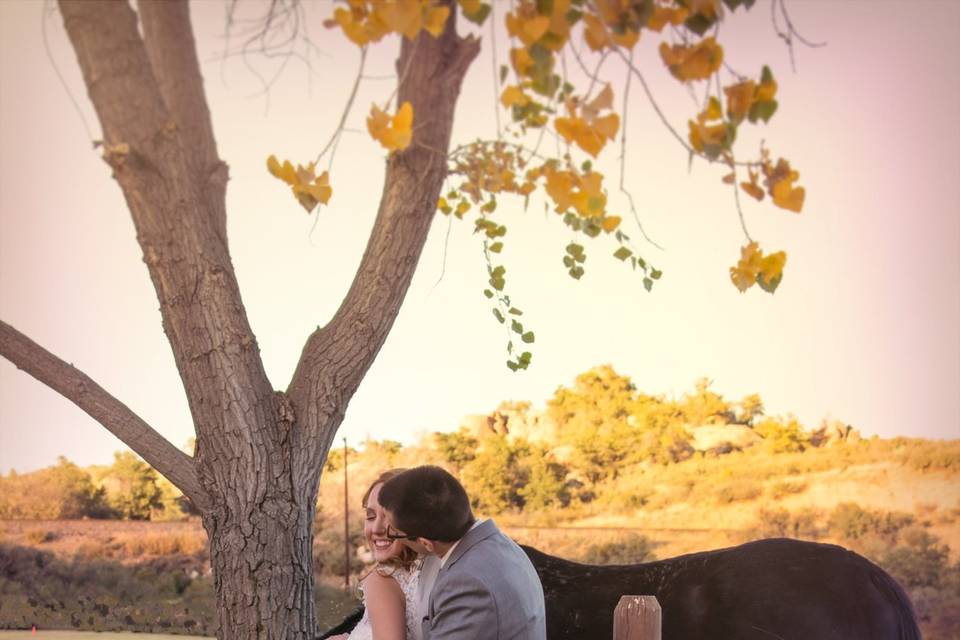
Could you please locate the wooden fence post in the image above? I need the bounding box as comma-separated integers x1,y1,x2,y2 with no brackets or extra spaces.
613,595,661,640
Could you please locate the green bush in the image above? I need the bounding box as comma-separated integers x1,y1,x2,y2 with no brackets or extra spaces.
827,503,913,543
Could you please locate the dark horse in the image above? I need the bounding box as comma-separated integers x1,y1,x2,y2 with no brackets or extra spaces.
319,538,921,640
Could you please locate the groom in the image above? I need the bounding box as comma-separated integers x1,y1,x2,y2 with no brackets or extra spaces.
378,465,546,640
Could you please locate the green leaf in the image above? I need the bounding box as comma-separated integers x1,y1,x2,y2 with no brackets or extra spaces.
684,12,716,36
562,255,574,268
507,360,519,371
483,288,494,299
614,247,632,261
511,319,524,334
756,271,782,293
493,308,505,323
568,266,584,280
500,64,509,85
519,351,532,363
650,268,663,280
521,331,535,344
581,160,592,173
490,241,504,254
748,100,778,124
508,307,523,315
463,3,492,26
760,65,774,84
643,277,653,292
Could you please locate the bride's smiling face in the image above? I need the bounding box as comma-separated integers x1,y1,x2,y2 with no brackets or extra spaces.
364,483,405,563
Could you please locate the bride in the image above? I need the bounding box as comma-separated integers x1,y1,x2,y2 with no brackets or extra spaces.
330,469,427,640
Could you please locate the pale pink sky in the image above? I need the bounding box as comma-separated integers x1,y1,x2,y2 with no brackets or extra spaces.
1,1,958,474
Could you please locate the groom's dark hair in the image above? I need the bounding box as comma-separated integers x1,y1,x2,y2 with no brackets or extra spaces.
378,465,475,543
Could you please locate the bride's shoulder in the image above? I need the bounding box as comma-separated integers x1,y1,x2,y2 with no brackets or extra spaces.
361,568,404,600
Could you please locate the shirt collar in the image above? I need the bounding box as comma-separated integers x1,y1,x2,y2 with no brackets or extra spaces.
439,518,485,568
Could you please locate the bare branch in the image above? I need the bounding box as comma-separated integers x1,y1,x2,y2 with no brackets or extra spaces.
0,320,210,510
286,2,481,476
139,0,228,236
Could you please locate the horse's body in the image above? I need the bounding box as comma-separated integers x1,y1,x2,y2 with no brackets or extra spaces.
526,538,920,640
319,537,920,640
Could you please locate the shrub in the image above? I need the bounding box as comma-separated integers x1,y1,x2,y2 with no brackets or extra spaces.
25,529,58,544
580,533,656,565
768,480,807,500
879,527,950,589
714,479,761,504
827,503,913,543
753,507,821,539
123,533,206,557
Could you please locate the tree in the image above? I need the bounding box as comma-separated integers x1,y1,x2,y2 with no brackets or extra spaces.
0,456,109,519
0,0,811,637
99,451,164,520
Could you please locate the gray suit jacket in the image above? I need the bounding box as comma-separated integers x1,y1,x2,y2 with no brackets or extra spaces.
423,520,546,640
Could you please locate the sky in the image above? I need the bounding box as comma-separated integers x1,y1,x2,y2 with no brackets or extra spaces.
1,0,958,475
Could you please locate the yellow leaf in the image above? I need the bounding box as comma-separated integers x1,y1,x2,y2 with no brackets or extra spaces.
601,215,621,232
772,181,805,212
729,242,762,292
571,172,606,217
266,156,332,213
688,120,729,157
367,102,414,152
740,181,765,201
459,0,483,13
757,76,778,102
507,11,550,46
375,0,422,40
724,80,756,123
592,113,620,141
424,5,450,37
500,85,531,108
758,251,786,288
697,96,722,123
583,14,611,51
659,37,724,82
585,84,614,115
764,158,804,212
544,167,575,212
612,28,639,50
510,47,534,77
647,6,688,32
331,7,370,46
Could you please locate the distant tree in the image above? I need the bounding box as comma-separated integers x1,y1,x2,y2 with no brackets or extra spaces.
754,415,809,453
679,378,734,425
738,393,765,425
461,435,525,514
100,451,164,520
0,456,109,519
517,446,569,511
434,428,479,473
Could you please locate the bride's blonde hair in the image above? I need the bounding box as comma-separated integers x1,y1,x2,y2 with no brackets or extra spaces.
362,468,420,577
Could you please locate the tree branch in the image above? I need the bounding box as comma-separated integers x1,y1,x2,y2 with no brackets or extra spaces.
0,319,210,510
59,0,278,504
286,2,480,476
139,0,228,237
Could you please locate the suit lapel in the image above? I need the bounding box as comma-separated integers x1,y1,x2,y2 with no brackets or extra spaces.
442,519,498,571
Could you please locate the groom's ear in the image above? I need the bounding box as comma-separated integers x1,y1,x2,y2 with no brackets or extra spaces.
417,538,438,555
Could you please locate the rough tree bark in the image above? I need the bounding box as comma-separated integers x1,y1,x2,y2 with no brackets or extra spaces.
0,0,478,638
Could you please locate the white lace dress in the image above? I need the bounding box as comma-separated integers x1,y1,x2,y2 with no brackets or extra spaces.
348,563,422,640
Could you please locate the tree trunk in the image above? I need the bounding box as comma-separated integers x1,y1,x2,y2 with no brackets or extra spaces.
4,2,481,638
203,458,318,638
